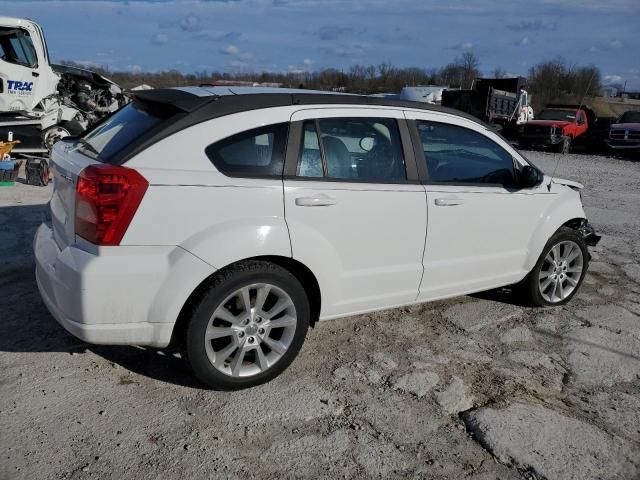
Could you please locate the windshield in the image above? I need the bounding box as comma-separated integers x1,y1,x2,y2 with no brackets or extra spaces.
79,102,170,163
537,109,577,122
618,111,640,124
0,27,38,68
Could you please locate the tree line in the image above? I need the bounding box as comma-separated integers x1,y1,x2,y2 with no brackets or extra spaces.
65,53,603,112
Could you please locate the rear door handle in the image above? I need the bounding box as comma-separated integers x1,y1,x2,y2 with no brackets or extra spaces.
32,71,40,77
295,195,337,207
434,197,464,206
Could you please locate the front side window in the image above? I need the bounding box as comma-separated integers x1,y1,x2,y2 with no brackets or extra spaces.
297,117,406,182
417,121,515,185
206,123,289,177
0,27,38,68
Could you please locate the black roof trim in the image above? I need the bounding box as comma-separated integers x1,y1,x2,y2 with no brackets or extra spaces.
131,88,485,123
129,89,215,113
114,89,489,165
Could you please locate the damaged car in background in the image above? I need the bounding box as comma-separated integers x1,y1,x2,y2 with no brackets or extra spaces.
0,16,128,183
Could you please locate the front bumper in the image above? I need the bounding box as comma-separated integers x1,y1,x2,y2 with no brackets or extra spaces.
520,134,563,146
34,222,215,347
606,141,640,151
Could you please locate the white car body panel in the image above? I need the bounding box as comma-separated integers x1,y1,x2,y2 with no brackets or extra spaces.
124,108,297,268
34,91,591,349
402,109,584,300
284,107,427,317
34,224,216,347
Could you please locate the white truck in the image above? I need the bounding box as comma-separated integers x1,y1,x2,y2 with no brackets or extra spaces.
0,16,127,164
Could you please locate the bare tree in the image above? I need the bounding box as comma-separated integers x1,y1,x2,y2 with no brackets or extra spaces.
491,67,507,79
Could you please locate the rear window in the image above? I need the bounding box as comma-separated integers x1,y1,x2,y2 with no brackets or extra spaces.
205,123,289,177
78,102,170,164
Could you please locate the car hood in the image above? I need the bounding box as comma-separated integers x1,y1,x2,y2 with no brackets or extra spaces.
551,177,584,190
611,123,640,130
526,120,572,128
51,63,122,91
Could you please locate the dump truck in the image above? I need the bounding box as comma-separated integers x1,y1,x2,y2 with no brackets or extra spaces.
441,77,533,138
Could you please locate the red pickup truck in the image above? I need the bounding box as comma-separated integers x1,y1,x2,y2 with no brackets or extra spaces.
520,105,591,153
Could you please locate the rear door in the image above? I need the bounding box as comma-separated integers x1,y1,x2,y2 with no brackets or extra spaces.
283,108,427,319
405,110,555,300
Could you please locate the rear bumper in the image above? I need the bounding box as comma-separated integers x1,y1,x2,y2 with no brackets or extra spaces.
34,223,216,347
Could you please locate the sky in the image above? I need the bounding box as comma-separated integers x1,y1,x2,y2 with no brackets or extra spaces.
3,0,640,88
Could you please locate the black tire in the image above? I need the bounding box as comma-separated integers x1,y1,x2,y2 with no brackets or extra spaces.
555,136,571,154
185,260,310,390
518,140,531,151
25,159,50,187
517,227,589,307
61,120,86,136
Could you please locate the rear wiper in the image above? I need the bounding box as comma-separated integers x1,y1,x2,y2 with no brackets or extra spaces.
76,138,99,156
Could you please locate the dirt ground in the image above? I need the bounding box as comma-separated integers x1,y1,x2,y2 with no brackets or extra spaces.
1,151,639,480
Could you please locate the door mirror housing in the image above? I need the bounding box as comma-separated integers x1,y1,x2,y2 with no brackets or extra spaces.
519,165,543,189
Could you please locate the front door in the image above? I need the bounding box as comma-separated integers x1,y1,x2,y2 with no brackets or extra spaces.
283,108,427,319
406,113,555,300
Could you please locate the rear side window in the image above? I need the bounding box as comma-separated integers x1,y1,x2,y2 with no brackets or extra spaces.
297,118,406,182
206,123,289,178
417,121,515,185
79,102,170,164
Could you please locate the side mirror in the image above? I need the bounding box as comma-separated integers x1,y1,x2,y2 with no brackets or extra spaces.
519,165,543,189
577,118,585,126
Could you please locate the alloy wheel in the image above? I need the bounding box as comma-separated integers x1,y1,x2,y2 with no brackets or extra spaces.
538,240,584,303
204,283,297,377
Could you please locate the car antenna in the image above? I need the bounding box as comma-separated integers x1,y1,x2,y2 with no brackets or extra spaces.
547,70,596,192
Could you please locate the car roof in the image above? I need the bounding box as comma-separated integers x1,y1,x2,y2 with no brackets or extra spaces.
118,86,491,166
130,86,485,125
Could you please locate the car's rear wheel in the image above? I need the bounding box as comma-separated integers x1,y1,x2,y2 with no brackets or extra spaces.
185,260,310,390
519,227,588,306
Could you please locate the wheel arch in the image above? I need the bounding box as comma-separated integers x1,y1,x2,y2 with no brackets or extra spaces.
524,189,586,273
170,255,322,348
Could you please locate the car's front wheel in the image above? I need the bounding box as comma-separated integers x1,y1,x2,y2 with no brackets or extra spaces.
519,227,589,306
185,261,310,390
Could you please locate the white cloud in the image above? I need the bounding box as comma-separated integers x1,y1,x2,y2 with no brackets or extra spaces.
151,33,169,45
609,39,623,48
127,64,144,73
516,36,530,46
179,14,200,32
222,44,240,55
303,58,314,65
604,74,623,84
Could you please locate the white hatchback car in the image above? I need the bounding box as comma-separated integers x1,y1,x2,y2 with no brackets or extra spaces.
34,87,600,389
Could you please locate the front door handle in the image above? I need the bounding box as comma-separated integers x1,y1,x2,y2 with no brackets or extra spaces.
32,71,40,77
295,195,337,207
434,197,464,206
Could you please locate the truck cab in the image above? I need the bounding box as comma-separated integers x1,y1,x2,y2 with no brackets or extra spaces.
520,106,591,153
0,16,60,113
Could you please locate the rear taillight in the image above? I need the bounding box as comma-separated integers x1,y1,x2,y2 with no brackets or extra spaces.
75,165,148,246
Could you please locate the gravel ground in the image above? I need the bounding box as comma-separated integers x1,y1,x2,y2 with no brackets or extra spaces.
1,151,639,480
